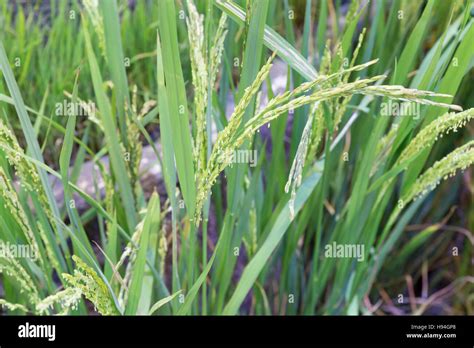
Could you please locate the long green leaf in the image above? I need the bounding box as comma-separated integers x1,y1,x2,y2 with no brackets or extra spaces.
0,40,69,262
99,0,130,146
82,18,137,232
126,192,161,315
158,0,196,217
223,166,322,314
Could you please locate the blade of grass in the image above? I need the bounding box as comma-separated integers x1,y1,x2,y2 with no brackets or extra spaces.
223,165,322,314
99,0,131,147
59,70,97,264
0,40,69,265
149,290,182,315
82,18,137,233
158,0,196,218
156,29,181,301
125,192,161,315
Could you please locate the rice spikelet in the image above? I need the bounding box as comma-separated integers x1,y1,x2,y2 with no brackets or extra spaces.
63,255,118,315
402,140,474,203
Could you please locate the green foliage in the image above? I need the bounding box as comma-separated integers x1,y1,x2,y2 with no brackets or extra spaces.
0,0,472,316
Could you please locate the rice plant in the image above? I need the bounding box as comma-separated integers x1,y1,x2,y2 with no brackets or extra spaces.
0,0,472,316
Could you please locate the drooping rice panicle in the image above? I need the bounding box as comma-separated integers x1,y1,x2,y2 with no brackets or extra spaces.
0,122,66,280
83,0,106,59
37,224,61,273
124,96,142,193
262,58,379,115
157,225,168,276
193,52,276,224
0,168,41,262
194,55,464,225
241,75,387,139
360,85,463,111
115,219,143,273
0,299,29,313
117,220,144,306
186,0,210,179
402,140,474,204
0,256,40,307
209,13,228,87
398,108,474,164
63,255,118,315
36,287,82,315
285,104,317,220
196,71,384,225
0,120,57,238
